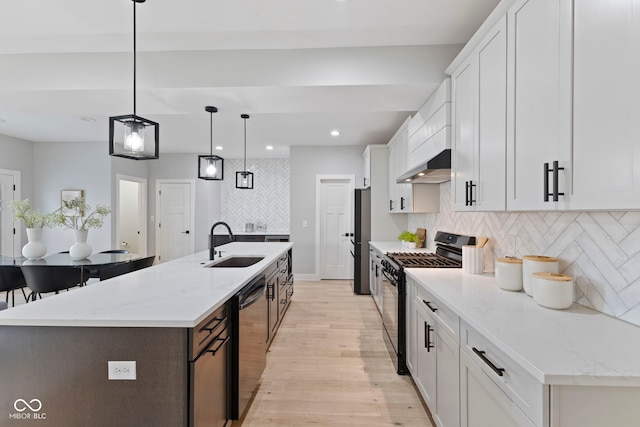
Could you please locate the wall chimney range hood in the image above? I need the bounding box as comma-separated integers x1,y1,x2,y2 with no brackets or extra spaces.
396,149,451,184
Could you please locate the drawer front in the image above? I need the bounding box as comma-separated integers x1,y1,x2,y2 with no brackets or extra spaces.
191,303,229,358
460,320,546,426
415,283,459,343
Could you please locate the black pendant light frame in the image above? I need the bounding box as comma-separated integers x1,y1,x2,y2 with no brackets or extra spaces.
235,114,254,189
198,106,224,180
109,0,159,160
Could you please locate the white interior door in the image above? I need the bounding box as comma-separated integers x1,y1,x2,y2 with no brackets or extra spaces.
156,180,195,262
0,170,20,257
116,175,147,256
317,176,354,279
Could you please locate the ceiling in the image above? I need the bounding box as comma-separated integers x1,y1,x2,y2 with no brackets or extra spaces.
0,0,500,158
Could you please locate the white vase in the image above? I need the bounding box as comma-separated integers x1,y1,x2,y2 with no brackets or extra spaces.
70,229,92,260
22,228,47,260
406,241,417,249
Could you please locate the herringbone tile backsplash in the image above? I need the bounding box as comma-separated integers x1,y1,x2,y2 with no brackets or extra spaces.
409,181,640,326
220,158,290,234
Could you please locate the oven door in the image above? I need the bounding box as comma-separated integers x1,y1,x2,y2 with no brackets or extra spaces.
381,268,398,355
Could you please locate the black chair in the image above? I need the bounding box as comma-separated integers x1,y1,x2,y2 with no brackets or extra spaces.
0,301,7,311
20,265,90,302
98,262,135,281
0,266,28,307
88,249,131,279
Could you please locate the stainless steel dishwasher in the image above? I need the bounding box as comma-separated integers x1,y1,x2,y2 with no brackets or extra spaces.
230,274,267,420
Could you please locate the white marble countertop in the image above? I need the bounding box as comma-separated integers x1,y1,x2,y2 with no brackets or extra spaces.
0,242,292,328
369,241,433,254
405,268,640,387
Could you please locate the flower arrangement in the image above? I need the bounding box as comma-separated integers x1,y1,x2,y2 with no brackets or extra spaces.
9,199,53,229
52,197,111,230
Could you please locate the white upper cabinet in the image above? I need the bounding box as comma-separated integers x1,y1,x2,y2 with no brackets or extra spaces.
506,0,573,211
570,0,640,209
452,15,507,212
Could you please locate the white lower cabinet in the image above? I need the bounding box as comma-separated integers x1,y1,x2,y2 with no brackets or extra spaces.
407,278,459,427
460,350,535,427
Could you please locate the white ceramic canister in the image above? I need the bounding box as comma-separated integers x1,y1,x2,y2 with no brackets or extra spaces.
522,255,559,297
532,272,574,309
495,257,523,291
462,245,485,274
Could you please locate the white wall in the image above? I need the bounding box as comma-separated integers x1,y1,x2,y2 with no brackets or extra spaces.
290,145,364,275
33,142,111,254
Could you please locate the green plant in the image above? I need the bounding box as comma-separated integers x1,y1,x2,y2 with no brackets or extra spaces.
9,199,53,228
52,197,111,230
398,231,419,243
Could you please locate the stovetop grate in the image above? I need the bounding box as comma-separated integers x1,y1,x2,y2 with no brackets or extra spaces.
386,252,462,268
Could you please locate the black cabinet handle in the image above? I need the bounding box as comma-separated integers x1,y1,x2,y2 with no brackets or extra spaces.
375,264,379,278
472,347,505,377
422,299,438,313
207,335,230,356
364,177,368,187
465,181,476,206
267,284,275,301
544,161,565,202
424,321,434,352
181,230,190,234
400,197,405,210
389,199,394,211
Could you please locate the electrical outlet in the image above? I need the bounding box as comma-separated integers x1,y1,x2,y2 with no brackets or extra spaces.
108,361,137,380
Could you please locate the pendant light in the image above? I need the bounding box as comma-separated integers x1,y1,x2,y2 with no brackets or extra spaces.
236,114,254,189
198,106,224,180
108,0,159,160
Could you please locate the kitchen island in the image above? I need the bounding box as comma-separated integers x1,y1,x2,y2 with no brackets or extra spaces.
0,242,292,427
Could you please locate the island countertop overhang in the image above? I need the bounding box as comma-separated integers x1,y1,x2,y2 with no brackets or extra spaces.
0,242,293,328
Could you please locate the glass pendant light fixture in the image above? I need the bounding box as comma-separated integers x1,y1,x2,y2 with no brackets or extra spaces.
235,114,254,189
108,0,159,160
198,106,224,180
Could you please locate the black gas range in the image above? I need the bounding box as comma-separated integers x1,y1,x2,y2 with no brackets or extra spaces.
380,231,475,375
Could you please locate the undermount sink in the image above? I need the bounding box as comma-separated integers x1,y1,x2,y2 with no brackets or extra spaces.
206,256,264,268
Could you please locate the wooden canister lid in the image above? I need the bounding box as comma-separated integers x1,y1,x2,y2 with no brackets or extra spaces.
496,257,522,264
523,255,559,262
532,272,572,282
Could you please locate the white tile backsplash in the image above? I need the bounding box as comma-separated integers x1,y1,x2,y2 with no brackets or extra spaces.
408,181,640,326
220,158,290,234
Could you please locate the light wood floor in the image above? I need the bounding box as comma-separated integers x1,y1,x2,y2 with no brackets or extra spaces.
238,280,434,427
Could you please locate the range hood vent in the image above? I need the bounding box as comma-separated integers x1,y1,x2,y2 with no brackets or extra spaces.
396,149,451,184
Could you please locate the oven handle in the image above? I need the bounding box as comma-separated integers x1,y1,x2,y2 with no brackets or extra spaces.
382,269,397,285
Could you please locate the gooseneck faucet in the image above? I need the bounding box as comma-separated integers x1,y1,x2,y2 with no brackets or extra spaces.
209,221,235,260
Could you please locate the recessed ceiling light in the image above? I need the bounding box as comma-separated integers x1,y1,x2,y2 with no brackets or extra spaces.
266,145,274,150
81,117,96,122
0,118,6,123
215,146,223,150
330,130,340,137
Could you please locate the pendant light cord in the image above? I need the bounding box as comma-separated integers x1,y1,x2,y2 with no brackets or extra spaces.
209,111,213,155
243,117,247,171
132,0,137,117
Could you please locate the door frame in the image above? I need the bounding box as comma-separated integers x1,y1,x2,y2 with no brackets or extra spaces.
315,174,355,280
155,179,196,261
0,168,21,257
115,174,148,256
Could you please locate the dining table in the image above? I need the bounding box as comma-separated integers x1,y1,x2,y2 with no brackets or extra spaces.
0,252,141,276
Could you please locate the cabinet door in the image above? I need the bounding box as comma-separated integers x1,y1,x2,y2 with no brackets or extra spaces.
460,351,535,427
362,147,371,188
435,329,460,427
414,301,437,409
405,278,416,375
506,0,572,211
570,0,640,209
475,16,507,211
388,141,400,212
397,128,413,212
451,58,476,212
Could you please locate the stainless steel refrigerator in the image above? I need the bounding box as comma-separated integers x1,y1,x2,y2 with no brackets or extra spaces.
351,188,371,295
